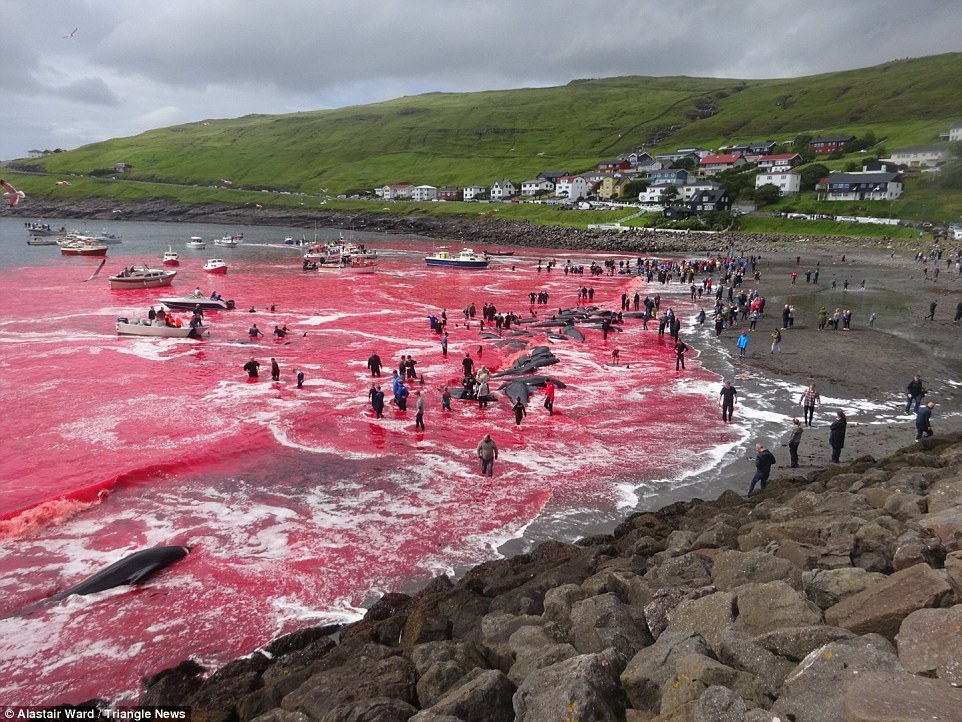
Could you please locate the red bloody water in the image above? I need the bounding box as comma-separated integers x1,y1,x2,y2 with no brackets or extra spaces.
0,235,737,704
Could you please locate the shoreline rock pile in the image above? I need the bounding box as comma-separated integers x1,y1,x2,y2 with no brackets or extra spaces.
132,432,962,722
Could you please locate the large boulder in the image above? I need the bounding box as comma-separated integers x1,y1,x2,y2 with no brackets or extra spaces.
891,528,947,571
710,549,802,591
771,639,904,722
281,651,416,721
927,474,962,513
620,631,713,712
896,605,962,684
803,567,887,609
643,584,714,639
642,552,712,591
663,591,735,650
824,562,954,639
842,670,962,722
752,625,857,664
415,668,515,722
692,685,747,722
568,592,653,660
409,640,486,708
477,612,543,672
913,505,962,552
658,653,769,715
733,581,823,635
513,649,627,722
713,627,796,697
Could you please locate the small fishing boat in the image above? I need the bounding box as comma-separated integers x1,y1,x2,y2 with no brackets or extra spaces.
108,265,177,290
157,295,235,311
24,224,67,237
203,258,228,274
214,234,242,247
59,237,109,256
116,317,202,339
316,257,378,274
163,247,180,265
27,236,58,246
95,230,123,244
185,236,206,249
425,247,489,269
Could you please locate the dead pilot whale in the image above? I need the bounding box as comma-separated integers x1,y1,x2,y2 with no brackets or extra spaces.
4,545,192,618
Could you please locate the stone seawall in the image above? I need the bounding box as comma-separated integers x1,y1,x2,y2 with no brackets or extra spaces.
127,433,962,722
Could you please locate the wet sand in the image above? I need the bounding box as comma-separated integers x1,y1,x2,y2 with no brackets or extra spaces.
500,241,962,554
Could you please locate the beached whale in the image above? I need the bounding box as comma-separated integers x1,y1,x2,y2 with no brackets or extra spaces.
5,545,191,618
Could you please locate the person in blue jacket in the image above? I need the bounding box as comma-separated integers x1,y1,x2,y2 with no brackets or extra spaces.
736,330,749,358
915,402,935,441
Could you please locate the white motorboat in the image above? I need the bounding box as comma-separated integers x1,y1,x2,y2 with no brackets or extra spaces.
108,265,177,290
186,236,206,249
163,247,180,265
214,235,242,247
116,317,202,339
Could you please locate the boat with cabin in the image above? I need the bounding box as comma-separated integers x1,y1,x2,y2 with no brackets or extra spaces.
186,236,206,249
163,247,180,265
95,230,123,244
214,234,242,248
27,236,58,246
59,237,109,256
203,259,228,274
157,294,235,311
425,247,489,269
316,256,378,274
108,265,177,290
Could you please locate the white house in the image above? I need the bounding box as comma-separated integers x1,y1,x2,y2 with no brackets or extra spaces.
489,179,516,201
638,178,725,205
463,185,486,201
817,172,903,201
376,183,413,200
521,178,555,196
890,145,951,168
948,122,962,143
554,175,590,201
755,172,801,196
411,185,438,202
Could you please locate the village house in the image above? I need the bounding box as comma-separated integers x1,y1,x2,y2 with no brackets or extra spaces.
816,171,903,201
538,171,569,182
809,135,855,154
411,185,438,202
720,141,776,156
521,178,555,196
554,175,591,201
943,122,962,142
862,160,901,173
753,153,801,171
688,187,733,213
376,183,414,200
755,171,802,196
597,175,633,200
655,150,701,166
638,178,724,205
698,153,747,176
489,179,516,201
462,185,486,201
437,187,460,200
889,145,951,168
647,168,689,186
595,159,632,173
617,150,654,165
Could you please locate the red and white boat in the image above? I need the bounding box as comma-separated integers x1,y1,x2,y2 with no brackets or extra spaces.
162,246,180,265
203,258,228,274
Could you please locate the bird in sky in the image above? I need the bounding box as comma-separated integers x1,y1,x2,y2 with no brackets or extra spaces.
1,179,26,207
62,27,78,38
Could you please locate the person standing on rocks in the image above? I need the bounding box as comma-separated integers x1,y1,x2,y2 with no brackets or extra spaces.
476,434,498,477
829,410,847,463
915,401,935,441
787,418,803,468
748,443,776,496
719,381,737,423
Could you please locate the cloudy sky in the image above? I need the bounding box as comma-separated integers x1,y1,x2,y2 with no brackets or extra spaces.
1,0,959,160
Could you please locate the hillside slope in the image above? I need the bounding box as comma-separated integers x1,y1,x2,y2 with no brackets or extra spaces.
25,53,962,195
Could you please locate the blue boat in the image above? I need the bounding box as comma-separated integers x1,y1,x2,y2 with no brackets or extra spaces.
425,247,489,269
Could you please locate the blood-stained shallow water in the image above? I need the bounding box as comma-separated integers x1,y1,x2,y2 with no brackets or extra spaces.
0,219,739,705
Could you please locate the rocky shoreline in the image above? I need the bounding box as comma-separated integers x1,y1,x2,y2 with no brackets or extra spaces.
12,198,907,256
115,433,962,722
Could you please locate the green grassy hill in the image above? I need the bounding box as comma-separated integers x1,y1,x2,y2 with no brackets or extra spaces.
20,53,962,195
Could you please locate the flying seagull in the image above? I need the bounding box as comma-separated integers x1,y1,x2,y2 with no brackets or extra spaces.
1,179,25,207
63,27,78,38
